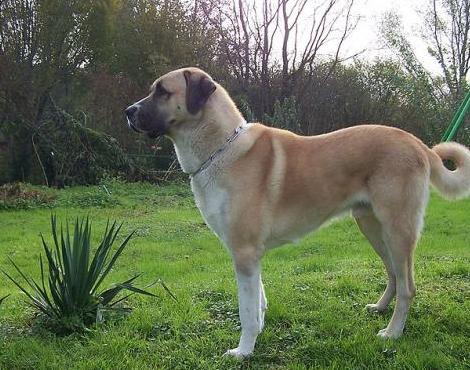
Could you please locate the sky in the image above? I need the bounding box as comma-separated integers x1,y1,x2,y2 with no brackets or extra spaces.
343,0,442,74
269,0,443,75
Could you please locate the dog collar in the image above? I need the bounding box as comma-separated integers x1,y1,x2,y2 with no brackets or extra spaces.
189,120,252,178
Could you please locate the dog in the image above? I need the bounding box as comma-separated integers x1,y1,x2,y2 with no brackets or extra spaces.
125,67,470,359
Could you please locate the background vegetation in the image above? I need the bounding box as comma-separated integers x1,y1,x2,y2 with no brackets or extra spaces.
1,2,469,368
1,0,469,186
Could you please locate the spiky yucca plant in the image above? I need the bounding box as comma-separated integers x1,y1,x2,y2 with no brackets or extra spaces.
3,216,174,333
0,294,9,306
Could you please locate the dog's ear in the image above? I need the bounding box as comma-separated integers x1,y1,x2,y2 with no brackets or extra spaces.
184,70,216,115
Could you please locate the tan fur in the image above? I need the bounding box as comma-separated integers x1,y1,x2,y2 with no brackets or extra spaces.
428,142,470,199
127,67,470,358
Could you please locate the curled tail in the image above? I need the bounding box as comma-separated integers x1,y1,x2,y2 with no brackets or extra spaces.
428,142,470,199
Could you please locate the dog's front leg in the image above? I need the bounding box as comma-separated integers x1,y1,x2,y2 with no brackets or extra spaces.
224,254,261,359
259,278,267,331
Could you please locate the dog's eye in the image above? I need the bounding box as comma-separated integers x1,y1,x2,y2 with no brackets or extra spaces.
155,83,171,99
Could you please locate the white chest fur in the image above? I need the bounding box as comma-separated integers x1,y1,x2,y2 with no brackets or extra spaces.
191,178,231,246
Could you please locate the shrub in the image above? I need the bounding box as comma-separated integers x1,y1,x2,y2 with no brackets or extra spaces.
235,95,256,123
1,111,135,186
2,216,175,334
263,96,301,132
0,182,56,210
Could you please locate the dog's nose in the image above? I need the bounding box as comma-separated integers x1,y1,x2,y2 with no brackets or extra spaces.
125,105,137,119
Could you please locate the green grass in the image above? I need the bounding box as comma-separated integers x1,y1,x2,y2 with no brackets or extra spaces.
0,181,468,369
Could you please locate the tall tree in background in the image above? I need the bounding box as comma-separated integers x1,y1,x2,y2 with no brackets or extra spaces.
380,0,470,143
82,0,218,152
1,0,466,185
381,0,470,101
0,0,96,181
424,0,470,100
279,0,357,97
0,0,216,183
197,0,358,117
0,0,95,124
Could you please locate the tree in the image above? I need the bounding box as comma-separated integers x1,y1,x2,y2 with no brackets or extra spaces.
279,0,358,97
0,0,96,123
424,0,470,100
381,0,470,102
0,0,98,182
197,0,358,117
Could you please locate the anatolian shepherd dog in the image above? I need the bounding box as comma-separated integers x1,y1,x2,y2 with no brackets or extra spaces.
125,67,470,359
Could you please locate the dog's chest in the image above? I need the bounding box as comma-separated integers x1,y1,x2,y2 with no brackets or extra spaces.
191,179,230,244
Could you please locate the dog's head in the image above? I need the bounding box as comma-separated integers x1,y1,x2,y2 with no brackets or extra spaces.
125,67,217,138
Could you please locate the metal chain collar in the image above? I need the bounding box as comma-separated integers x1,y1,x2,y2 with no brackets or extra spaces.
189,121,252,178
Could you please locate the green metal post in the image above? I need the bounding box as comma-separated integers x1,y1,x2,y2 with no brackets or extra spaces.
442,89,470,142
441,93,467,140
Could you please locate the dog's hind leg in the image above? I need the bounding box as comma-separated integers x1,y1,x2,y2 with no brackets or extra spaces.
377,228,417,339
354,209,396,313
371,179,426,339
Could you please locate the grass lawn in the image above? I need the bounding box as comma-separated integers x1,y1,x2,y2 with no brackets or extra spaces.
0,180,468,369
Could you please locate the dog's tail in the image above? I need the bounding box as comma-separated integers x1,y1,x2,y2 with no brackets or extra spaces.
427,142,470,199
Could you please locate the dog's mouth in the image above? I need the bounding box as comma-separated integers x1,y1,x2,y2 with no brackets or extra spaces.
126,114,169,139
129,123,141,133
127,118,142,133
147,129,165,139
127,119,164,139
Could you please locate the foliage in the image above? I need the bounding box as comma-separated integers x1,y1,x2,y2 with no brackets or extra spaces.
378,6,470,145
2,215,173,334
356,59,452,144
456,124,470,146
33,104,135,186
1,0,469,186
234,95,256,123
263,96,301,132
0,0,215,185
0,0,94,124
0,182,56,210
421,0,470,100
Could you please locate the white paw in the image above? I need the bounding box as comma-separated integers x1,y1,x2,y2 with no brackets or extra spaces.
223,347,252,360
365,303,386,313
377,327,402,339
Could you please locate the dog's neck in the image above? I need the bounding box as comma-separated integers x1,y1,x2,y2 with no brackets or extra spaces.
170,88,245,175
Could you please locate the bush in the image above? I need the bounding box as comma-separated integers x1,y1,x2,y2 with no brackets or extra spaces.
2,216,175,334
263,96,301,132
34,105,135,186
0,182,56,210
